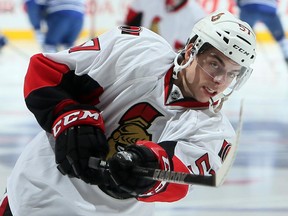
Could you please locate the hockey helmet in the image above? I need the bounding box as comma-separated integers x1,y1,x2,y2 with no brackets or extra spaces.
191,10,256,90
173,10,257,112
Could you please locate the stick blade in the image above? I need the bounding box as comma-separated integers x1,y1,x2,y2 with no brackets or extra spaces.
215,99,244,186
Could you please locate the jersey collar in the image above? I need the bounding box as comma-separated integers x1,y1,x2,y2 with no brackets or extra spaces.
164,66,213,109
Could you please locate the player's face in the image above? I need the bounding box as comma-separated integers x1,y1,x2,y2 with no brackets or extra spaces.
181,45,242,103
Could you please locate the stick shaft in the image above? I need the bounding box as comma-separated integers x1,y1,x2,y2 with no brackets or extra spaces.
132,166,215,186
88,157,215,186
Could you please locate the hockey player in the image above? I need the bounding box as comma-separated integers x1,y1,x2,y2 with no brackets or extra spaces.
24,0,86,53
0,10,256,216
236,0,288,64
0,34,7,51
23,0,46,47
125,0,207,51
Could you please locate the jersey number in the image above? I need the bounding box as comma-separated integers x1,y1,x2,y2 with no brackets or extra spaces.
195,153,215,175
68,26,142,53
69,37,101,53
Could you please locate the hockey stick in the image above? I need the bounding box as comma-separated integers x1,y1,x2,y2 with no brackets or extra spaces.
89,157,216,186
89,100,244,186
214,98,244,186
6,42,31,60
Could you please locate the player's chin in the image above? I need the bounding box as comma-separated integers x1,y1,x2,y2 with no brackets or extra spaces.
195,95,210,103
196,90,212,103
204,87,220,100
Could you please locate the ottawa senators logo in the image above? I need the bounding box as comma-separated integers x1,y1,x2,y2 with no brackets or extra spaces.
107,103,163,158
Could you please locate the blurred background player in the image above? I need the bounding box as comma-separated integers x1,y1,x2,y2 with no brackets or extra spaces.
125,0,207,51
236,0,288,64
24,0,86,53
23,0,46,48
0,33,7,52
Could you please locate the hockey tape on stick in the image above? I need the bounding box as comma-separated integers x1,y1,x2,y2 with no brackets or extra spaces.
89,100,244,186
89,156,216,186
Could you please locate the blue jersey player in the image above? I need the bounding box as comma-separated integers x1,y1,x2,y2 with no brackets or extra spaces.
24,0,86,52
237,0,288,64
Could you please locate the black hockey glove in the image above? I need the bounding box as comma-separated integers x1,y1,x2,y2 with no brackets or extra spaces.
52,107,109,184
108,141,171,197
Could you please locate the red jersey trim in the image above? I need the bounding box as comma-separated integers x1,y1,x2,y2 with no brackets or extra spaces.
164,67,211,109
24,53,71,98
166,0,189,12
125,8,139,24
0,195,8,216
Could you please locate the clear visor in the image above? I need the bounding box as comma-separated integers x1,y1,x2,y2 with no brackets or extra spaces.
196,52,248,93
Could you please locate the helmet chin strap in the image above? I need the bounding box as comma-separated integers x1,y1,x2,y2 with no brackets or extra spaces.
173,49,195,79
209,93,227,113
209,85,236,113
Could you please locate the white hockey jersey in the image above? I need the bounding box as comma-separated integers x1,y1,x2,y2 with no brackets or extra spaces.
7,26,235,216
125,0,207,50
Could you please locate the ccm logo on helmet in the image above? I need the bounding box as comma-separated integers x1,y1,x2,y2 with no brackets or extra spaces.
233,44,250,56
52,110,101,137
